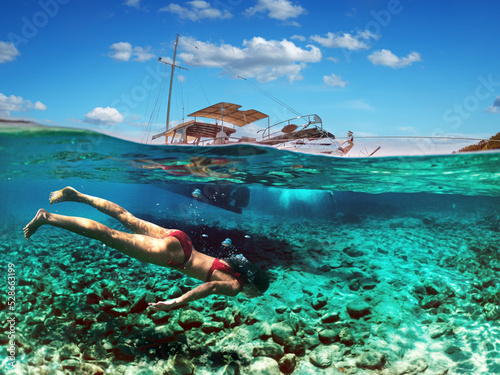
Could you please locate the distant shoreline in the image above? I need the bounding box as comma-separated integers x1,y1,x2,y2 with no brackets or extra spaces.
0,118,41,127
0,118,33,124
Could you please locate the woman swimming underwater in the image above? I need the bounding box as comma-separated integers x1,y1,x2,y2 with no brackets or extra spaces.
23,187,269,312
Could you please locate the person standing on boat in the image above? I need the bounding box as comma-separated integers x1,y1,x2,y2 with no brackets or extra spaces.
338,131,354,156
23,187,269,311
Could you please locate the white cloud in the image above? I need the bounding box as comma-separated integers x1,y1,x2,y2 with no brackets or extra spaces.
484,96,500,114
84,107,124,125
109,42,132,61
124,0,141,8
323,74,348,88
33,101,47,111
132,46,155,62
234,122,267,139
159,1,232,21
0,41,20,63
0,93,47,116
108,42,155,62
179,36,321,83
368,49,422,68
0,94,24,116
290,34,306,42
310,30,379,50
244,0,306,21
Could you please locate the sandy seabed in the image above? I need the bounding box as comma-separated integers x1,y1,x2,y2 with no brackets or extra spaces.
1,208,499,375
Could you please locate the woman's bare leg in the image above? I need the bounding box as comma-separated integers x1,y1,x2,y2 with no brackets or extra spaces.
49,187,169,238
23,209,174,267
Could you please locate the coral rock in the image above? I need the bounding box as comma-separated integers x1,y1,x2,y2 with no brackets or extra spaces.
311,296,328,310
201,321,225,334
247,357,281,375
59,343,81,360
284,336,305,356
321,312,341,323
318,329,339,345
166,354,194,375
178,310,204,330
252,342,284,361
112,343,135,362
339,327,356,346
270,322,294,345
279,353,297,374
356,350,386,370
309,346,333,368
346,300,372,319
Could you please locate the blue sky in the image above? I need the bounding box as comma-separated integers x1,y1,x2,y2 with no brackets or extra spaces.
1,0,499,155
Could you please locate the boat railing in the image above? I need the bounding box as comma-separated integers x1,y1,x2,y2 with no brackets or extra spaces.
257,114,323,139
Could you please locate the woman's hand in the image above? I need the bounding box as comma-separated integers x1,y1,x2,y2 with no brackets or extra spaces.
147,280,240,314
148,299,179,312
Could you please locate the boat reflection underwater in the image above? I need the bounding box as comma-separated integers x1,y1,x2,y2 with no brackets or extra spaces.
136,156,249,213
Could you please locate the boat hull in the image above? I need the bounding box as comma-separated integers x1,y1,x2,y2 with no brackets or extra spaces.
274,138,344,155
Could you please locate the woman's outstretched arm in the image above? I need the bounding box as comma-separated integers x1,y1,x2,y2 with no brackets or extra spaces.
148,280,241,312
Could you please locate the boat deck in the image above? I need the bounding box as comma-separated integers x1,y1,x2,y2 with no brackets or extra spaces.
258,127,336,145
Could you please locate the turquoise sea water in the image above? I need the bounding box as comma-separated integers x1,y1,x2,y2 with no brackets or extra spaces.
1,124,499,374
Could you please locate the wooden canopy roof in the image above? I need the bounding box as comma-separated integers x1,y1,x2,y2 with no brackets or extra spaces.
164,120,236,140
188,102,268,127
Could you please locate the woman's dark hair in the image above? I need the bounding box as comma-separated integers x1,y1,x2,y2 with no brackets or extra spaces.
225,255,269,297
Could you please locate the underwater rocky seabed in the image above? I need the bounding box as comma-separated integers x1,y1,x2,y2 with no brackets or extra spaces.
1,197,500,375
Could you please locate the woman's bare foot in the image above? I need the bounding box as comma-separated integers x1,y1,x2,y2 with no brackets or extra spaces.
49,186,80,204
24,209,49,239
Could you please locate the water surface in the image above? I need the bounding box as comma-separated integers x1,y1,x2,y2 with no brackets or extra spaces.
1,125,499,374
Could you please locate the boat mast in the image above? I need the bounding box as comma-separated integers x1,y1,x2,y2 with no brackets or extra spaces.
155,34,187,143
166,34,179,138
